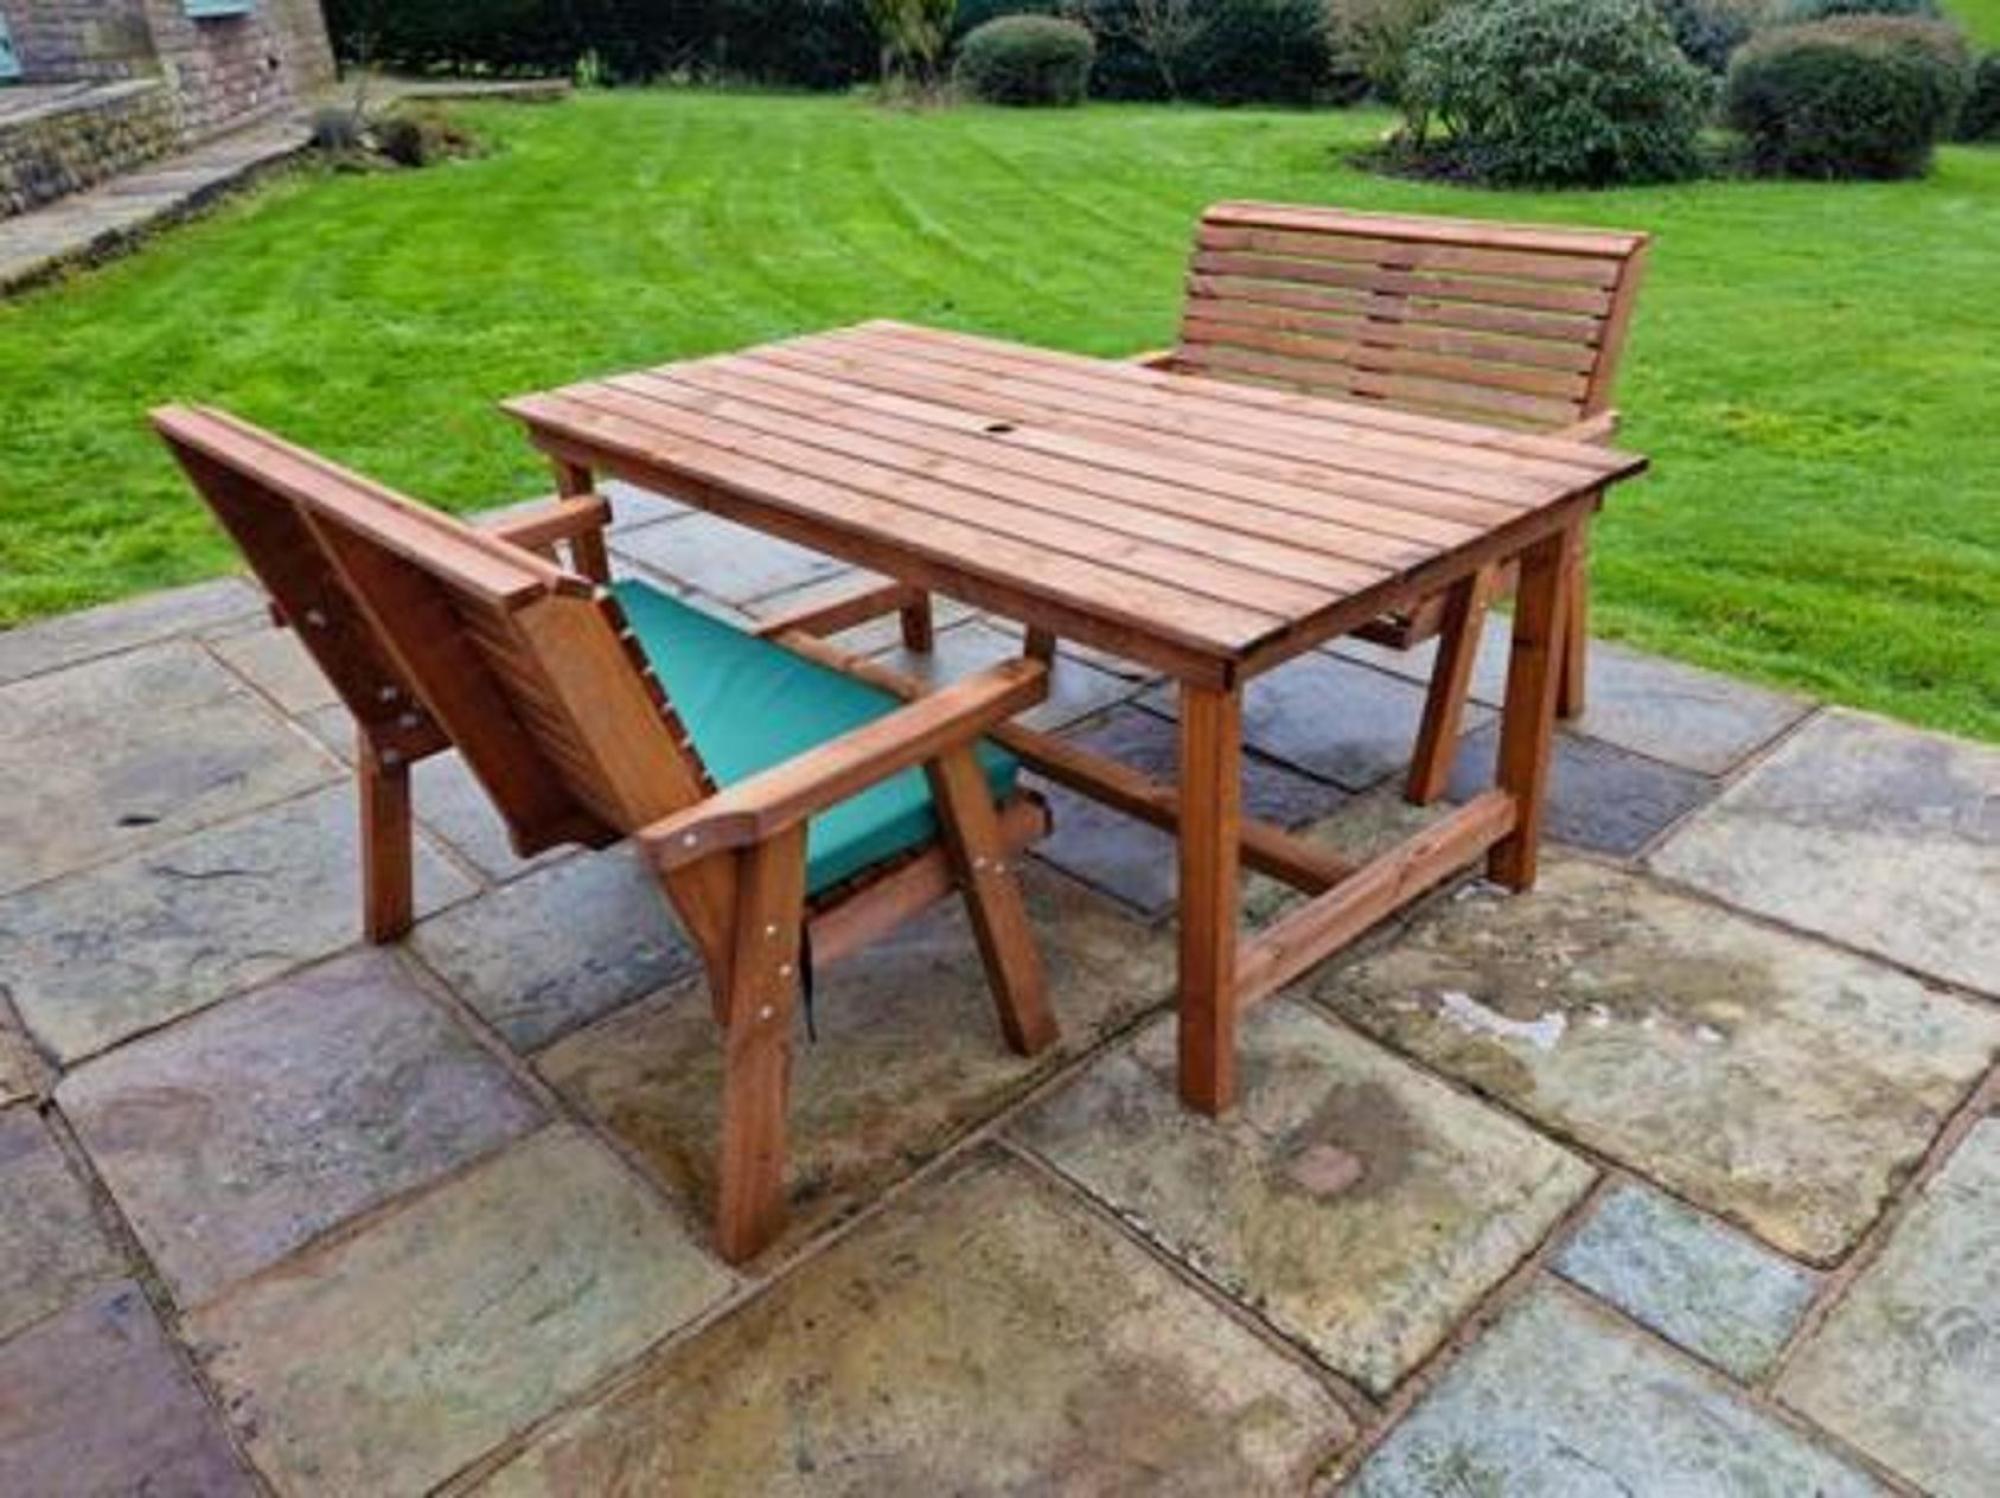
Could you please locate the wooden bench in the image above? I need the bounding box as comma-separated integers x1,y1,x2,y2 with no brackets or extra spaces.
154,406,1058,1264
1152,202,1650,799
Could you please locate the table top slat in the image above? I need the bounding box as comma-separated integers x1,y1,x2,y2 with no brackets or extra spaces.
506,321,1645,671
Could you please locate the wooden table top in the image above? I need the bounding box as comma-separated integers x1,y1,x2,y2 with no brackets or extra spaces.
505,320,1645,682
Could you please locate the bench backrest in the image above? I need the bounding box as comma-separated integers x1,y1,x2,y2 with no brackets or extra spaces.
154,408,731,944
1176,202,1650,431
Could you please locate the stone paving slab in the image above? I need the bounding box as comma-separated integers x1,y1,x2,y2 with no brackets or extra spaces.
601,477,692,531
205,624,340,714
189,1125,733,1497
1016,1001,1594,1396
1145,650,1491,793
0,577,259,685
1445,720,1717,858
610,510,850,606
0,640,339,895
1335,625,1812,777
473,1149,1353,1496
298,704,567,883
1317,857,2000,1263
59,949,546,1307
411,847,698,1050
2,784,475,1064
1028,703,1348,918
0,1280,257,1498
1778,1118,2000,1497
1652,708,1999,996
1555,1180,1818,1381
1348,1283,1886,1496
0,1025,40,1106
0,1105,126,1342
874,618,1145,731
538,864,1175,1255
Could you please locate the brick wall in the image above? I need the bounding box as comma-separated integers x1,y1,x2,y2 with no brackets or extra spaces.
0,78,180,217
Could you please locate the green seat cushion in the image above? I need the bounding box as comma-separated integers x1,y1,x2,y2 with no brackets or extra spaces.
614,580,1019,896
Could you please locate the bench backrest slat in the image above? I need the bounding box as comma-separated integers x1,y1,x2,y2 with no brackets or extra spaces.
1177,202,1650,431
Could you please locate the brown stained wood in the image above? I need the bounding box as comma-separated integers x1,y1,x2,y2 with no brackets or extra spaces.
807,793,1049,967
1180,341,1584,428
715,825,808,1263
358,740,414,944
1178,683,1242,1116
899,592,934,652
1558,515,1592,719
1178,313,1593,400
612,370,1399,592
753,579,930,641
928,747,1058,1057
1407,563,1498,806
583,379,1361,613
1235,789,1518,1012
1195,223,1628,288
1179,295,1601,375
484,494,613,578
550,458,612,582
1488,523,1580,891
1188,274,1606,355
1200,200,1646,261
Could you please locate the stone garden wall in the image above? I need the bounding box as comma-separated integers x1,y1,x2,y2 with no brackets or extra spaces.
0,77,179,217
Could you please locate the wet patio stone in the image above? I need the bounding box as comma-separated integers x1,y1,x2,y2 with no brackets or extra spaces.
1778,1118,2000,1497
189,1125,733,1497
0,1105,125,1342
205,624,339,714
0,1025,39,1105
1316,857,2000,1262
0,576,261,685
1445,721,1717,857
874,618,1144,731
298,705,568,883
601,477,691,531
0,641,339,896
1027,704,1348,918
1145,650,1492,792
474,1149,1353,1496
2,785,475,1065
411,847,698,1050
1554,1180,1818,1381
537,864,1175,1255
1651,708,1999,996
610,510,849,605
0,1280,257,1498
59,949,546,1307
1347,1284,1885,1496
1014,1001,1594,1395
1334,626,1811,777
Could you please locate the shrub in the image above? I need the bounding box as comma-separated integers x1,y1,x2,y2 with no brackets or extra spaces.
1726,17,1971,176
1178,0,1335,104
954,14,1096,102
308,105,365,153
1325,0,1460,102
1401,0,1713,185
1776,0,1938,19
1958,52,2000,139
1655,0,1755,72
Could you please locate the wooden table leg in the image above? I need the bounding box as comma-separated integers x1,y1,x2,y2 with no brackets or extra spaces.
1178,680,1242,1115
551,457,610,583
1489,522,1580,891
1407,563,1497,807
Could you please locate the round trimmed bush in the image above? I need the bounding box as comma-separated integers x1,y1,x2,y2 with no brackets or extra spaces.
1402,0,1713,185
1959,53,2000,139
954,15,1096,104
1726,17,1971,177
1655,0,1755,72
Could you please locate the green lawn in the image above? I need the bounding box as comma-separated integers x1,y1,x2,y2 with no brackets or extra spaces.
1,92,1995,739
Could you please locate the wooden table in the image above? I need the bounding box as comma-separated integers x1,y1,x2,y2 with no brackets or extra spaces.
505,320,1646,1114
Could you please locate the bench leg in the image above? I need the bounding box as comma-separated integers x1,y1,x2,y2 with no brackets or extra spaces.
1556,519,1590,719
359,742,413,943
899,591,935,652
715,827,808,1264
1489,524,1578,892
551,458,611,584
927,748,1057,1057
1178,682,1242,1116
1406,565,1496,807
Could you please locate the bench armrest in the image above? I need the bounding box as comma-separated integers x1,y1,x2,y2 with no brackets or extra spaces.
638,658,1048,871
1126,349,1179,371
1556,410,1619,446
483,494,613,560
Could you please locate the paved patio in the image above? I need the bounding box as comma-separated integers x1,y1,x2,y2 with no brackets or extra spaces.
0,481,1994,1495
